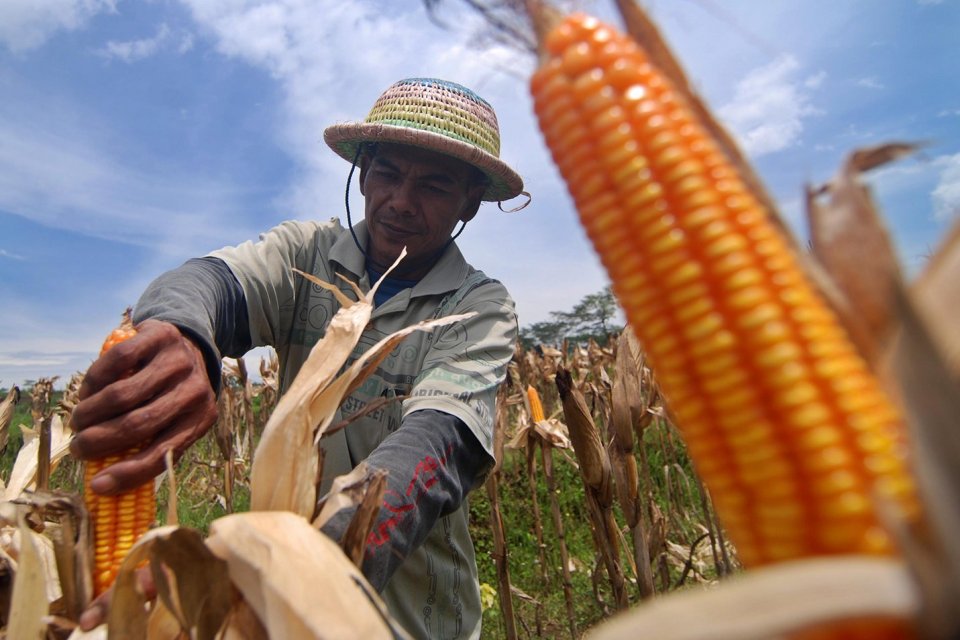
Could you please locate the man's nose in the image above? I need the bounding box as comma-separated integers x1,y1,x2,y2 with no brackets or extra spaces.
387,179,417,215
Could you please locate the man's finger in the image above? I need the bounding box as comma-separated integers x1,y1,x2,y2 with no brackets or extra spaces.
79,591,110,631
70,377,196,460
86,408,215,494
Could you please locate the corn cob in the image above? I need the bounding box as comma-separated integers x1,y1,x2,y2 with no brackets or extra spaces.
530,12,919,570
83,309,156,596
527,385,546,423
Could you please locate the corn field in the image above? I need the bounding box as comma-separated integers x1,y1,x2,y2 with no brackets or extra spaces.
1,0,959,638
0,336,731,639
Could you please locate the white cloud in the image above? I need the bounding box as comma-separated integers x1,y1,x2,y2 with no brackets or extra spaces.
0,349,92,388
97,23,194,62
804,71,827,89
0,353,74,368
98,23,171,62
856,76,885,90
0,249,26,261
177,32,194,54
175,0,591,327
718,55,822,157
931,153,960,221
0,105,261,257
937,108,960,117
176,0,540,218
0,0,116,53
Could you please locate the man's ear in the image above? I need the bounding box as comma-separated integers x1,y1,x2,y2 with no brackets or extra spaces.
460,186,484,223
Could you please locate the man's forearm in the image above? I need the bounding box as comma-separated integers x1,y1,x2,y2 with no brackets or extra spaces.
133,257,252,392
319,409,492,591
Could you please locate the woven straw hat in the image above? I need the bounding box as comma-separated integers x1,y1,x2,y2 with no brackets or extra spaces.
324,78,524,202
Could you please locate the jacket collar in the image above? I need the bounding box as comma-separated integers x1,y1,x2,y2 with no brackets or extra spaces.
329,220,471,298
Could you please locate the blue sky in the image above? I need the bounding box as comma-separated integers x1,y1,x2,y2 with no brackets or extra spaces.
1,0,958,388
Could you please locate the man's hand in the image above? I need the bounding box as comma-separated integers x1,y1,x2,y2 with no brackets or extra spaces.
70,319,218,495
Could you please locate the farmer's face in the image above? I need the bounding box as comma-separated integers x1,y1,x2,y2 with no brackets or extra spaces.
359,143,483,279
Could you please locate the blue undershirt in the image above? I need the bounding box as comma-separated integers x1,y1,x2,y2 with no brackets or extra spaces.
366,266,419,306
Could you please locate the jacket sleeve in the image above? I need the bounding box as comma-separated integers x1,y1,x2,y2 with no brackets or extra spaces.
132,256,252,392
319,408,490,592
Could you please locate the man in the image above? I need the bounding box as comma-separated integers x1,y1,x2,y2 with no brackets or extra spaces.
70,77,526,639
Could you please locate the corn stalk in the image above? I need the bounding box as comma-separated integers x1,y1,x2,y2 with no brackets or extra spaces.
555,366,628,612
487,379,518,639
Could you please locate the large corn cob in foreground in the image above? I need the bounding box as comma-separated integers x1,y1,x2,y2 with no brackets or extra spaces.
83,310,156,596
531,12,919,569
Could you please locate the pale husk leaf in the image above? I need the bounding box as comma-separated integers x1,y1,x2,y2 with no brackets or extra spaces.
216,598,268,640
312,462,373,529
0,386,18,455
6,515,49,640
31,491,92,621
306,310,473,448
505,416,570,451
909,215,960,377
106,525,181,639
806,143,915,367
248,269,375,518
889,288,960,638
250,260,473,518
0,502,63,606
2,414,73,502
149,527,234,640
66,627,107,640
585,557,918,640
145,599,183,640
533,418,571,449
205,511,402,640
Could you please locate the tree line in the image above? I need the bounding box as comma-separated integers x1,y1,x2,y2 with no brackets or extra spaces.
519,286,624,349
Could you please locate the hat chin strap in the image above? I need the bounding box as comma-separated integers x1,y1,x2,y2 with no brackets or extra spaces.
345,145,371,264
344,145,468,277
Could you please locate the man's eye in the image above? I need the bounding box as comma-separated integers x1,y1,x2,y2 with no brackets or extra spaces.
374,169,398,180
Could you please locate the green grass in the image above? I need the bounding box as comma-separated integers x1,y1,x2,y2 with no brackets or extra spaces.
472,451,609,638
469,418,725,639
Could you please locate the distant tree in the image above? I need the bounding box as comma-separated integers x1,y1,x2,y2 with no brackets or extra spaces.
569,287,619,340
519,318,569,349
520,287,623,349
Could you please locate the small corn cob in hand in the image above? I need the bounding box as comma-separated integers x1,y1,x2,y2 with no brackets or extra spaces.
83,309,157,596
530,10,920,572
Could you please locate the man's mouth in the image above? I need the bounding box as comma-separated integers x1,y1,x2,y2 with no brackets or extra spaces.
379,220,418,238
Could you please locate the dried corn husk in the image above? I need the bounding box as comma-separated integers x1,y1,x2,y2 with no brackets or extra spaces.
312,462,388,567
910,216,960,377
889,288,960,639
205,512,403,640
555,368,610,500
0,386,18,456
249,252,473,517
584,557,917,640
806,143,917,369
2,414,73,502
6,513,50,640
